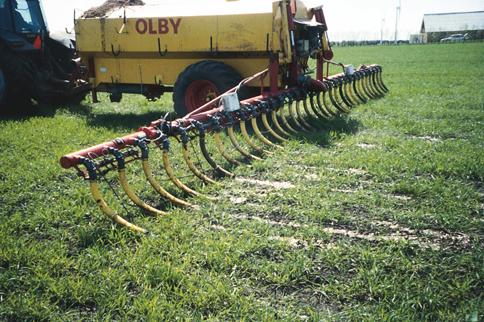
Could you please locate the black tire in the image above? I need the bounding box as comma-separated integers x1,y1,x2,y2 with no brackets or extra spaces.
110,92,122,103
0,52,37,113
68,92,88,105
0,69,6,110
173,60,242,116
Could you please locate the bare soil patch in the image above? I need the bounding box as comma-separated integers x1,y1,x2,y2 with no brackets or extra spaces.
411,135,442,142
356,143,376,149
227,212,471,250
235,177,295,189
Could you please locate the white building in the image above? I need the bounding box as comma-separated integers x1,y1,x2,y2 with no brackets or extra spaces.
420,11,484,43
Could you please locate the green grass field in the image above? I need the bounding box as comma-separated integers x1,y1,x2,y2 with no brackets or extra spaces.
0,43,483,321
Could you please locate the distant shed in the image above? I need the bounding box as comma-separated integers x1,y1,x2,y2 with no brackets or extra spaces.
420,11,484,43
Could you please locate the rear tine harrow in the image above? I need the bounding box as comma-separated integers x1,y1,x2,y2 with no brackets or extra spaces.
60,65,388,232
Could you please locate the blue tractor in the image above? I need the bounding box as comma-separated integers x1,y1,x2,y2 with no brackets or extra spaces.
0,0,89,111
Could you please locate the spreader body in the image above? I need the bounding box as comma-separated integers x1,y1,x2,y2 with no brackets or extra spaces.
75,0,333,113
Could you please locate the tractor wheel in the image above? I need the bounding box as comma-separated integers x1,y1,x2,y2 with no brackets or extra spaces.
173,61,242,116
0,52,37,113
0,69,6,110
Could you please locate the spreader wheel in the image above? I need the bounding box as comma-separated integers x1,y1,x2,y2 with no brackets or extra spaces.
173,60,242,116
110,92,123,103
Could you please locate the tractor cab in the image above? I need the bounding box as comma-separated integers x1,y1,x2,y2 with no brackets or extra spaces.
0,0,47,51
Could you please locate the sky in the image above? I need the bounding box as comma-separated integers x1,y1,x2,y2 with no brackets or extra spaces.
41,0,484,41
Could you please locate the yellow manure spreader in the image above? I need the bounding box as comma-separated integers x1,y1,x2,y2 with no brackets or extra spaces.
75,0,334,115
63,0,388,232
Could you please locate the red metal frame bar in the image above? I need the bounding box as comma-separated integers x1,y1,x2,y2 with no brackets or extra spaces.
285,1,299,86
60,63,376,171
269,55,279,94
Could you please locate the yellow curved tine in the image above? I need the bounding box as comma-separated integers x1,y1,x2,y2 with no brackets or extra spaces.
240,120,272,155
349,78,363,104
141,159,193,208
154,138,205,197
90,181,148,233
365,69,380,98
278,104,299,134
362,72,377,99
136,140,194,208
343,80,358,106
371,69,386,96
357,75,371,101
309,93,329,119
108,147,166,217
338,77,355,111
294,100,315,131
261,112,287,142
372,69,386,94
198,130,235,177
328,83,350,114
270,110,291,137
371,68,385,97
251,116,283,149
227,126,263,161
337,80,354,110
301,97,323,126
352,75,367,104
377,67,389,92
335,81,353,112
214,131,242,165
82,158,148,233
326,82,343,113
288,101,310,132
181,142,218,185
318,90,337,117
118,169,166,216
341,80,357,106
350,77,366,105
